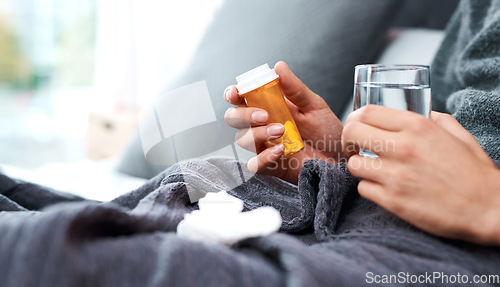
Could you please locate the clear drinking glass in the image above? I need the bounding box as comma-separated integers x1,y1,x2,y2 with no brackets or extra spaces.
353,64,431,158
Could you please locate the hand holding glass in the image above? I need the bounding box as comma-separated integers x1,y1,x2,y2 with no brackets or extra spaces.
352,64,431,157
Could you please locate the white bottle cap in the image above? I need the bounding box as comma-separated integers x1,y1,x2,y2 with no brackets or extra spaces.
235,63,279,95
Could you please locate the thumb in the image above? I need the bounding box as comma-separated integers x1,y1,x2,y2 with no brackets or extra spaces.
430,111,491,161
430,111,478,146
274,61,327,112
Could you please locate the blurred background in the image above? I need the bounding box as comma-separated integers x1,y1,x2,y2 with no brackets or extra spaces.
0,0,222,168
0,0,222,199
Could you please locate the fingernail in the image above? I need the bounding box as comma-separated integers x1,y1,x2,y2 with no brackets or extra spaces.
224,87,232,101
251,111,268,124
267,124,284,136
247,157,258,173
271,144,285,155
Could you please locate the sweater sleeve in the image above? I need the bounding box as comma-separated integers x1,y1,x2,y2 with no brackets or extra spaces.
430,0,500,161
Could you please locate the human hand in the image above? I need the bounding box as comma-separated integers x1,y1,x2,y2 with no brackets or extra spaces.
342,105,500,245
224,61,344,184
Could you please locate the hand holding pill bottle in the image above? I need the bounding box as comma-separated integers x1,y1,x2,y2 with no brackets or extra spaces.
236,64,304,157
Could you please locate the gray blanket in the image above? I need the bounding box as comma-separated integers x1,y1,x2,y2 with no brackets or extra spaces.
1,0,500,286
1,158,500,287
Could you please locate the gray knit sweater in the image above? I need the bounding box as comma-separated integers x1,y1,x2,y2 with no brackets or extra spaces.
431,0,500,160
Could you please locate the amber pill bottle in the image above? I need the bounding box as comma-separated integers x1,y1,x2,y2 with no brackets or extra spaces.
236,64,304,157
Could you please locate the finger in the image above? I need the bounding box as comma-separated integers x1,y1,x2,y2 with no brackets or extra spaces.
284,96,300,117
247,144,285,173
356,179,390,206
347,155,386,183
342,121,397,157
224,85,245,105
430,111,494,164
224,107,269,128
430,111,478,146
347,105,425,132
274,61,328,113
235,124,284,152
